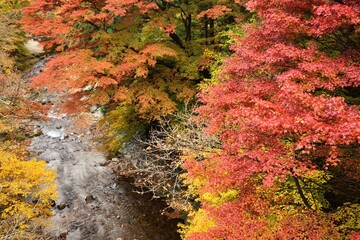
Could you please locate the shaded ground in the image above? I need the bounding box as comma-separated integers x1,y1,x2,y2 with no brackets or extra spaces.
26,58,181,240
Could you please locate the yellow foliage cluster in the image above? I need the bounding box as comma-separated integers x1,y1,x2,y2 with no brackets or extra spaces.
0,0,29,73
0,119,13,133
274,170,331,211
0,148,57,238
180,182,239,237
179,208,216,239
334,203,360,234
202,189,239,206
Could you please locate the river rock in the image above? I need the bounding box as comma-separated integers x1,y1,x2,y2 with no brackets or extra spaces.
38,149,62,162
93,108,104,118
90,105,99,113
33,127,42,136
82,84,93,91
50,199,56,207
59,232,68,239
24,39,44,54
44,128,64,139
57,202,68,210
41,98,51,105
85,195,95,203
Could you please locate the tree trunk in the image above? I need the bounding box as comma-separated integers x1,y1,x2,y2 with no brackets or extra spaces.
185,14,192,42
204,19,208,39
293,176,313,210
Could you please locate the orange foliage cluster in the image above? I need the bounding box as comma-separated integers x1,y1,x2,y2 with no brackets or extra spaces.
20,0,204,121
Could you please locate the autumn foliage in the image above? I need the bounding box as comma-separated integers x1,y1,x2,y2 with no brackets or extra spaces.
183,0,360,239
21,1,194,113
18,0,360,239
0,0,29,72
20,0,246,150
0,148,57,239
0,2,58,238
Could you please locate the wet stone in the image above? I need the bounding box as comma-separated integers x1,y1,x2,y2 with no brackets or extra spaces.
85,195,95,204
57,203,68,210
58,232,68,239
33,127,42,136
44,128,64,138
50,199,56,207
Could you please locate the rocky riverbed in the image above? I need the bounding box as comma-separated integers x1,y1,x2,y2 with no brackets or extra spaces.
25,58,180,240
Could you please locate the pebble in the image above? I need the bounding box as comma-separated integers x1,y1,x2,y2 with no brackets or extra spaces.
57,202,68,210
85,195,95,203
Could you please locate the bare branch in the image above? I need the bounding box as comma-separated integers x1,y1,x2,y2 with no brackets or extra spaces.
116,107,221,208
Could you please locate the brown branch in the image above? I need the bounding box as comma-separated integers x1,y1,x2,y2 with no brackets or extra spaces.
169,32,185,49
85,20,101,30
293,176,313,210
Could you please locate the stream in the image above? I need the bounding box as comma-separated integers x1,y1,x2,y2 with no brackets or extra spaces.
25,58,180,240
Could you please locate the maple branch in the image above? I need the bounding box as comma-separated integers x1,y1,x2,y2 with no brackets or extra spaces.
85,20,101,30
156,60,176,69
154,0,186,48
154,0,172,11
302,175,360,201
293,176,313,210
124,45,139,53
86,0,101,13
176,2,191,41
185,13,192,41
169,32,185,49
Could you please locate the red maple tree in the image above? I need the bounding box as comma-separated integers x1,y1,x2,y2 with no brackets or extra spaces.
187,0,360,238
